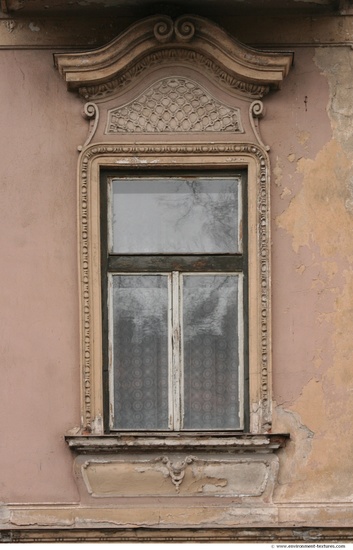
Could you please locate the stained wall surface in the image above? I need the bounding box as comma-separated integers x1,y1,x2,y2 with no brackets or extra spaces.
1,16,353,532
267,46,353,504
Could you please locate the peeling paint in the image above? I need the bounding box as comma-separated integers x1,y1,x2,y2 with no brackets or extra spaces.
277,140,353,256
1,16,353,530
0,503,10,525
273,157,283,187
296,130,310,146
273,406,314,501
272,46,353,503
280,187,291,199
29,21,40,31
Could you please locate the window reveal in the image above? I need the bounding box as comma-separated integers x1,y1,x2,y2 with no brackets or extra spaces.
103,174,247,432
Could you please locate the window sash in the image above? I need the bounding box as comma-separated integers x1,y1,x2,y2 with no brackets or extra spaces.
101,170,248,433
108,271,244,431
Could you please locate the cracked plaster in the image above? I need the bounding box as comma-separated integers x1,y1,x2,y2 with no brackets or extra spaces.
270,47,353,502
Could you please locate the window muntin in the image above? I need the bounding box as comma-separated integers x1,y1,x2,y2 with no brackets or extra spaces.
103,173,247,432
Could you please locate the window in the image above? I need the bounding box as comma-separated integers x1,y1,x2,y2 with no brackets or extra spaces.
101,172,248,432
55,13,293,439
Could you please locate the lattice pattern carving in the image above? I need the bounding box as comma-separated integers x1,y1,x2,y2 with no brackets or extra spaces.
106,78,244,134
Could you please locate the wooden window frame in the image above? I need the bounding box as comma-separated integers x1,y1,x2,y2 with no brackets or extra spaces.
100,169,249,433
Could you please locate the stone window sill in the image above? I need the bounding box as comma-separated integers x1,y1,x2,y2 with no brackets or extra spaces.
67,433,289,500
65,433,289,454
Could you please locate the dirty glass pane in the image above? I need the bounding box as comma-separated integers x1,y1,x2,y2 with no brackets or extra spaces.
182,274,241,430
111,275,169,430
110,177,241,254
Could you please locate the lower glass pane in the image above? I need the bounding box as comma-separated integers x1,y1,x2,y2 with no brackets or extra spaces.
111,275,169,430
182,274,242,430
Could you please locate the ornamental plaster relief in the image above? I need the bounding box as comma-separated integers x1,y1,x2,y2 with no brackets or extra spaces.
74,452,279,501
54,15,292,102
105,77,244,135
76,143,272,434
54,16,292,151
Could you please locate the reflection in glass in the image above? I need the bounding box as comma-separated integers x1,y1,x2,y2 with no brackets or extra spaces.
110,177,241,254
111,275,169,430
182,274,241,430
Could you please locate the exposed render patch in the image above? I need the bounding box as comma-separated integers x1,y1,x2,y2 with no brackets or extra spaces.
273,406,314,500
314,47,353,216
273,49,353,499
0,504,10,526
29,22,40,32
276,139,352,256
273,157,283,187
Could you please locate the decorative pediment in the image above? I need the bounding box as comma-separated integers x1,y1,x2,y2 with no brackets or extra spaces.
54,15,293,102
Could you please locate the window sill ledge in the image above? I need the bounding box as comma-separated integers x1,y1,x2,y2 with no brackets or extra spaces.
65,433,289,454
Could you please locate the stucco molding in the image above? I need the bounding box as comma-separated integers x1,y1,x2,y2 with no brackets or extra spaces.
3,526,353,543
66,433,288,453
249,100,269,152
78,102,99,151
77,141,272,435
73,452,279,500
158,455,196,493
54,15,293,102
105,76,245,134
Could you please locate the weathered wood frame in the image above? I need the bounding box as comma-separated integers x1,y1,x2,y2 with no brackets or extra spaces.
101,170,248,433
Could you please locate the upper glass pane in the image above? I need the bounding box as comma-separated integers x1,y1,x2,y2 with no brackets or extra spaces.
110,176,242,254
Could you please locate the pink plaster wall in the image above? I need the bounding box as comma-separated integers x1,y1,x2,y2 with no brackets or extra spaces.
265,48,333,406
266,48,353,501
0,51,85,502
1,45,353,507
